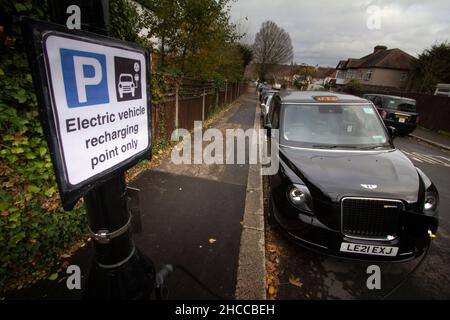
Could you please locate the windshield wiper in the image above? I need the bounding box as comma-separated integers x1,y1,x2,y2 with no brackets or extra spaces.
358,145,390,150
312,144,390,150
312,144,360,149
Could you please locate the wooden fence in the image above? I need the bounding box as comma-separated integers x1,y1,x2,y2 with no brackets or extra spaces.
151,81,248,143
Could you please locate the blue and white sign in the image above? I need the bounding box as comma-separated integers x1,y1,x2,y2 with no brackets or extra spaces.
60,48,109,108
44,34,149,186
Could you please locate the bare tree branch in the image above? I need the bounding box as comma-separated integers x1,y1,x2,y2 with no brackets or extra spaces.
252,21,294,80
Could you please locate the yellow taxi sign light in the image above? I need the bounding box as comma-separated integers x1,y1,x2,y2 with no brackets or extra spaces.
314,96,338,102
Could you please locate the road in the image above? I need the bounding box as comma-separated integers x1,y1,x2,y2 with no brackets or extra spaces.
266,134,450,300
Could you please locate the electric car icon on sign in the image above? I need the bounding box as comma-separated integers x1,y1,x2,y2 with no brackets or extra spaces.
117,73,135,98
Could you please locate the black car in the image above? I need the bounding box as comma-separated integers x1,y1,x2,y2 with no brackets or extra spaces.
363,94,418,136
265,91,439,261
260,90,277,119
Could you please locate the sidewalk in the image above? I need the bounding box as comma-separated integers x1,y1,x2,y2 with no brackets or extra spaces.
130,91,257,299
409,127,450,151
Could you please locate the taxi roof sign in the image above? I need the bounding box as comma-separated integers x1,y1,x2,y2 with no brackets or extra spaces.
314,96,338,102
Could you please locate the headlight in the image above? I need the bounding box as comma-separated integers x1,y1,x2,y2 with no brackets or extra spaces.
423,191,438,214
287,184,313,213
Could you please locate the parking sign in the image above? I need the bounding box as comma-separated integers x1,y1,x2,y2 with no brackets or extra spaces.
23,19,151,209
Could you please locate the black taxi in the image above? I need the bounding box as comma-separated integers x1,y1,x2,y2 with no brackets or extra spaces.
265,91,439,261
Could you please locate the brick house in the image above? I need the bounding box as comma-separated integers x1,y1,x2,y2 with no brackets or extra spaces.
335,45,416,91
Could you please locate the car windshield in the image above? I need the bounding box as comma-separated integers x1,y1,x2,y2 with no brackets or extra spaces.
385,98,416,112
281,104,390,149
120,75,133,82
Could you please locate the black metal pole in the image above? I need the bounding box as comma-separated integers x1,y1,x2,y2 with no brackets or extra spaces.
48,0,155,299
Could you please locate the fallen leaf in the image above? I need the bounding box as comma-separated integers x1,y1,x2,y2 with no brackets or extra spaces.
268,285,276,295
208,238,216,244
48,273,58,281
289,276,303,288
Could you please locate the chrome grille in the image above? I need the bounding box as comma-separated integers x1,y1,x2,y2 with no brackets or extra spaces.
341,197,403,240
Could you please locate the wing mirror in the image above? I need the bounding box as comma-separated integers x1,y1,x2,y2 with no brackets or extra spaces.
387,126,396,140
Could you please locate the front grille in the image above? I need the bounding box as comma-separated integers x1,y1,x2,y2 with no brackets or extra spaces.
341,198,403,240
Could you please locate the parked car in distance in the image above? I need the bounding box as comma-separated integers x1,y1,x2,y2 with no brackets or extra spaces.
363,94,418,136
265,91,439,261
257,82,269,100
260,90,277,123
272,83,282,90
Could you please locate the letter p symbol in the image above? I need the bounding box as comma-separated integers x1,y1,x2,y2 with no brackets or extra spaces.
74,56,102,103
61,49,109,108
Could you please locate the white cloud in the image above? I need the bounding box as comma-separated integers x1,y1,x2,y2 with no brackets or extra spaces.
230,0,450,66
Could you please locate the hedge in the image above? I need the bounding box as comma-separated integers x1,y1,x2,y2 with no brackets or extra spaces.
0,0,145,294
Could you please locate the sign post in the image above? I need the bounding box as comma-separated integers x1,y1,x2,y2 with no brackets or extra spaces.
22,0,155,299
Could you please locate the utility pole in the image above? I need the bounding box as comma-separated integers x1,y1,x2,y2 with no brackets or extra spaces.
47,0,155,299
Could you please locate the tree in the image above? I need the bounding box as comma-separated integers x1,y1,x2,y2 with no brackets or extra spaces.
138,0,182,67
252,21,294,80
110,0,148,46
237,43,253,69
138,0,244,80
412,42,450,93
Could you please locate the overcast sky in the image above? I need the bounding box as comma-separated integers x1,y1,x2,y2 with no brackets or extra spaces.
230,0,450,67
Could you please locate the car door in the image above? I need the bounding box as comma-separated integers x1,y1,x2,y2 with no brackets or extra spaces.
267,96,281,153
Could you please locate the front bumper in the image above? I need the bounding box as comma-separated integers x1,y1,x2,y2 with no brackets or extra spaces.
271,197,437,262
384,119,417,135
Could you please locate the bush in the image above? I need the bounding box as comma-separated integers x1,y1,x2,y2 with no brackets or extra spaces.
345,79,363,93
0,1,89,294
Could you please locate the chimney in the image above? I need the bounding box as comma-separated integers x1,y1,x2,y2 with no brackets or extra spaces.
374,45,387,54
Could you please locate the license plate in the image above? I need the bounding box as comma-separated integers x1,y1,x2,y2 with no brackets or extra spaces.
340,242,398,257
398,117,406,123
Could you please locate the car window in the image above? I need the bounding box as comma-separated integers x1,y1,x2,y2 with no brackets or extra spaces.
280,103,389,148
120,75,133,82
266,95,273,108
271,98,281,129
383,98,416,112
373,96,382,107
397,103,416,112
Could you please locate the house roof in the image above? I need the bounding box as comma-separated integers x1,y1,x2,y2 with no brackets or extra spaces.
338,47,416,71
314,67,335,79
